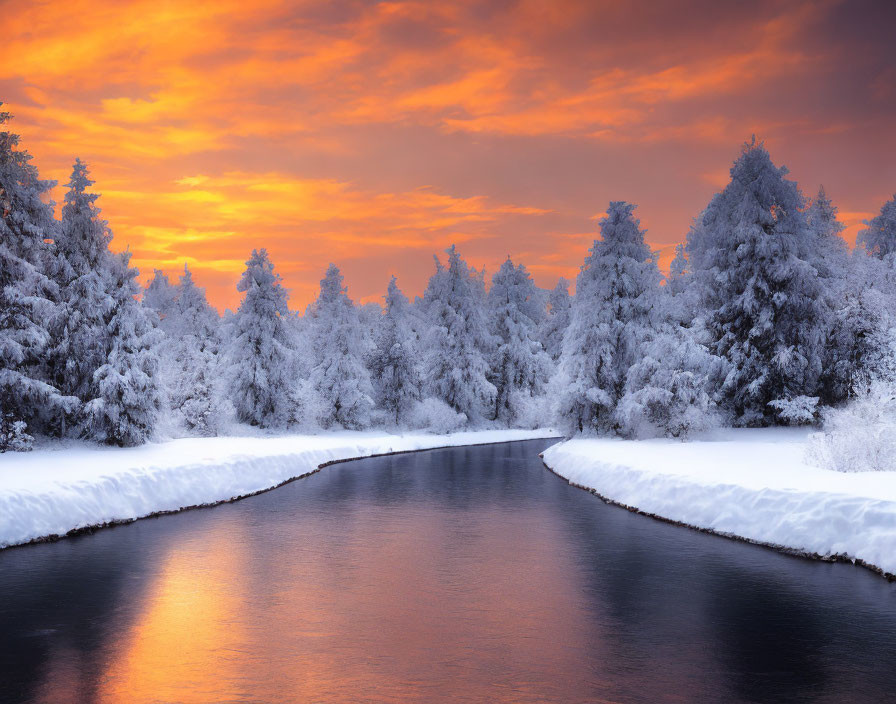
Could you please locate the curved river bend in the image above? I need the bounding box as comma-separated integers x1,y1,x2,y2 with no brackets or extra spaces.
2,439,895,703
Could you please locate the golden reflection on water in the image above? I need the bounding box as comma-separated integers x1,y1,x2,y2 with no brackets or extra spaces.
98,530,251,703
81,506,599,703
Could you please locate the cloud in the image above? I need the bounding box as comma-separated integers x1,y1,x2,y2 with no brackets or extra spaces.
1,0,893,308
97,170,553,308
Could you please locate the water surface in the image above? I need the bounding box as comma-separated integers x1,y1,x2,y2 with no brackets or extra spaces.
1,439,895,703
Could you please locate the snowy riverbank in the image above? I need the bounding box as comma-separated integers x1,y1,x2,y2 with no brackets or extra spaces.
542,428,896,578
0,429,560,549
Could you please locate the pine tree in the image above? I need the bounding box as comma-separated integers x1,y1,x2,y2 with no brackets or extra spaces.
807,186,848,277
85,251,163,446
47,159,167,444
160,265,230,435
47,159,115,424
667,243,690,296
172,266,219,339
858,195,896,260
308,264,375,429
0,106,69,448
804,187,854,404
825,250,896,400
488,258,551,425
227,249,295,428
420,245,496,423
665,242,700,326
687,139,827,426
143,269,178,324
616,324,720,438
554,202,665,434
539,278,571,362
369,276,420,425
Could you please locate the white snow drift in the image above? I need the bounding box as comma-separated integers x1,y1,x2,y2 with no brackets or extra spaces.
542,428,896,577
0,429,559,549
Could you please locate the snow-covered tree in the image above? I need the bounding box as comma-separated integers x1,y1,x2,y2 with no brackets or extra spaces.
281,309,326,431
420,245,496,423
357,301,383,346
667,243,690,296
85,251,162,446
807,186,848,277
308,264,375,429
553,202,718,437
46,159,115,428
0,106,70,448
143,269,178,323
539,278,571,362
687,139,827,426
824,251,896,398
488,258,551,425
616,326,720,438
803,187,857,404
858,195,896,260
665,242,701,326
555,202,665,434
227,249,295,428
46,159,165,445
821,193,896,402
369,276,420,425
171,266,219,340
158,266,231,435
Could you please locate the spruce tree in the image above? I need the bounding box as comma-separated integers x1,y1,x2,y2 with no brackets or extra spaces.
369,276,420,425
420,245,497,423
308,264,375,429
85,251,163,446
48,159,114,419
228,249,295,428
687,139,826,425
665,242,699,326
667,243,690,296
616,322,720,438
858,195,896,260
161,265,230,435
0,107,69,448
488,258,551,424
143,269,178,323
807,186,848,277
555,202,665,434
804,187,855,404
539,278,571,362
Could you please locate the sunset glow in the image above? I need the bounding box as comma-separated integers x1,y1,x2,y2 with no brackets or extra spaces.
2,0,894,308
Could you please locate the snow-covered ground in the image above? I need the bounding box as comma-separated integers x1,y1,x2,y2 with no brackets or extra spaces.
0,429,559,549
542,428,896,578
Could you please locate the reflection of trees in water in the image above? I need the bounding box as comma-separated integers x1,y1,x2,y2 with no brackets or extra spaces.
551,468,896,704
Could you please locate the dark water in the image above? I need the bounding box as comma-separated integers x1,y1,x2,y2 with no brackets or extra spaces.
1,439,896,704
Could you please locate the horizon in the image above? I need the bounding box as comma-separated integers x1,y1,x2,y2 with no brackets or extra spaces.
2,0,894,310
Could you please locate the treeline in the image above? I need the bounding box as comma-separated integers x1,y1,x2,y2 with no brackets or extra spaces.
3,107,896,451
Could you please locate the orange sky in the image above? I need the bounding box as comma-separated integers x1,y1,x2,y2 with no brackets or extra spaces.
2,0,894,310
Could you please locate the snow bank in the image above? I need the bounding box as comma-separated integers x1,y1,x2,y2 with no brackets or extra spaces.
541,428,896,577
0,429,559,549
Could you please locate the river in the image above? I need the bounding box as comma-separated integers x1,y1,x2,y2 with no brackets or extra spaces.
1,438,895,703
